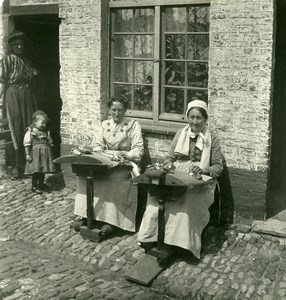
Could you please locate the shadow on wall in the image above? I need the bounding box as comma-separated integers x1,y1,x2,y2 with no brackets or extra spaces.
209,157,234,226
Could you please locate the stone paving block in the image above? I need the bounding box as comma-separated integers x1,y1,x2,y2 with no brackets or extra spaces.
58,290,79,300
75,291,95,300
2,290,24,300
0,282,21,298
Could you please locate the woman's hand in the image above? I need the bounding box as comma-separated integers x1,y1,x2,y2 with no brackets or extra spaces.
26,154,32,162
191,165,201,175
192,166,210,176
163,161,174,172
71,149,81,156
118,151,129,160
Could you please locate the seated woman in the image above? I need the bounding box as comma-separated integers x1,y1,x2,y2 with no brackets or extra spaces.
138,100,224,263
73,95,144,236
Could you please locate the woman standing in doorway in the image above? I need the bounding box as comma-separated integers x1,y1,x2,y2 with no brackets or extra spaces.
0,31,38,178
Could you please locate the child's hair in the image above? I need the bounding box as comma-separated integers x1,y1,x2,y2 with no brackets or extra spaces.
31,110,49,127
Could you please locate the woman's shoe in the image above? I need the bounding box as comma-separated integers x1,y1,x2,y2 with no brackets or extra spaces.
157,244,175,264
140,242,157,251
101,224,115,237
39,184,50,192
72,218,87,232
31,187,43,195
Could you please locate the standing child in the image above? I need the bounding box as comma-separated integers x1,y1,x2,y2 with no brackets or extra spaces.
24,110,55,194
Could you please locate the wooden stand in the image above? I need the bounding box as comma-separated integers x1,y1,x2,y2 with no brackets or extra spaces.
79,176,103,242
54,153,118,242
125,171,208,286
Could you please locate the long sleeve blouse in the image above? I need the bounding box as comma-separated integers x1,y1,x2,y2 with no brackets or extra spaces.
0,53,37,88
93,118,144,163
165,129,224,179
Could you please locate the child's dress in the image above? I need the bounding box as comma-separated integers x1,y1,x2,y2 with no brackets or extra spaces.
24,127,55,174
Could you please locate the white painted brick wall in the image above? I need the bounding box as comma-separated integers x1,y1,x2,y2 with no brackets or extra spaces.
208,0,274,172
59,0,103,147
10,0,58,5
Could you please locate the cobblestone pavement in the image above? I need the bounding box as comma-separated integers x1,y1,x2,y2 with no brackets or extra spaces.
1,177,286,300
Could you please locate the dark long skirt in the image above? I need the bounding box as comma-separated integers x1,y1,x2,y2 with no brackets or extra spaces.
5,86,37,174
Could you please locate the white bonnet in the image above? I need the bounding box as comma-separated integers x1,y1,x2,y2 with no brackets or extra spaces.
186,100,208,118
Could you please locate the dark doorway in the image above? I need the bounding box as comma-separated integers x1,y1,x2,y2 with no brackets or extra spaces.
267,0,286,218
13,14,62,160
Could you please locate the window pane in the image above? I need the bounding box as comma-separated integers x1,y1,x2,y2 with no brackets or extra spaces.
114,60,133,83
188,6,210,32
134,61,153,84
134,85,153,111
134,35,153,58
134,9,154,32
187,63,208,87
114,9,133,32
165,62,185,86
114,35,133,58
165,7,186,32
187,35,209,60
114,84,132,109
165,35,185,59
164,88,184,114
187,89,208,103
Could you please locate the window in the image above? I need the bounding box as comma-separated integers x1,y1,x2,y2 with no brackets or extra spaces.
110,0,210,133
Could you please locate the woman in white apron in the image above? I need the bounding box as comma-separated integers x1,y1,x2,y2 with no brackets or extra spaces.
138,100,224,263
73,96,144,236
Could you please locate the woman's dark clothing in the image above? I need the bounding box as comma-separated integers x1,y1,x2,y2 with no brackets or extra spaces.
0,53,38,174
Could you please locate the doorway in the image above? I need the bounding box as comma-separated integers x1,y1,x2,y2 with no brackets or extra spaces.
267,0,286,218
12,14,62,160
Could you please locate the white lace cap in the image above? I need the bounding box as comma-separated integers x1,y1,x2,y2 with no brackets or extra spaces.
186,100,208,117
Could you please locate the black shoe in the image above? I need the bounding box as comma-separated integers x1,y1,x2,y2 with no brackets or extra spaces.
32,187,43,195
101,224,115,236
140,242,157,251
72,218,87,232
39,184,50,191
157,244,175,264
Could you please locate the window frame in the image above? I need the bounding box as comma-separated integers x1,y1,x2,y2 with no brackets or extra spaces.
109,0,211,134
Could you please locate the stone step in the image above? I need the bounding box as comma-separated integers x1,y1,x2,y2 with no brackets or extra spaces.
253,218,286,238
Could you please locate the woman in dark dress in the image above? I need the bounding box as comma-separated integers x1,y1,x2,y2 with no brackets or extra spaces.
0,31,38,178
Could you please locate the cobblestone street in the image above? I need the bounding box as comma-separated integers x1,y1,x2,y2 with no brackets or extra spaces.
0,239,168,300
1,177,286,300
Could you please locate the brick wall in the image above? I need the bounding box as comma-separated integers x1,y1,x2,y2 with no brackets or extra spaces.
10,0,58,5
59,0,109,148
209,0,273,172
208,0,274,220
0,7,5,56
132,0,274,221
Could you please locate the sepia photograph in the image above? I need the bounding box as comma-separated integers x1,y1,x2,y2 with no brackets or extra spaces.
0,0,285,299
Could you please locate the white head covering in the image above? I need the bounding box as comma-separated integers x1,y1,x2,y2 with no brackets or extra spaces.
186,100,208,118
